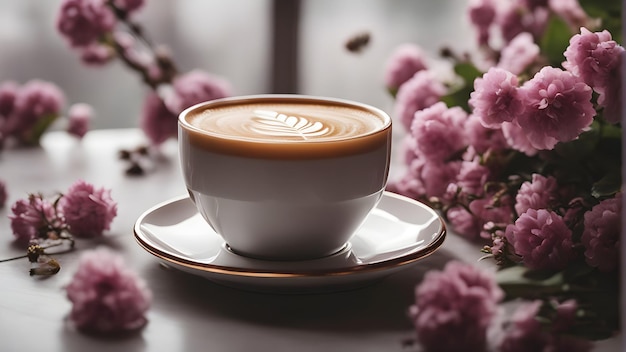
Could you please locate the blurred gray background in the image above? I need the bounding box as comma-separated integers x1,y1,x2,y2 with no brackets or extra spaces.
0,0,474,130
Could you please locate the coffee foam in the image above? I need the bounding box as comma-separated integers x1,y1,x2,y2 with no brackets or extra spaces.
180,98,392,159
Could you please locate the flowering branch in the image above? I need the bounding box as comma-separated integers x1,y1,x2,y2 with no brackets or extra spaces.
56,0,232,149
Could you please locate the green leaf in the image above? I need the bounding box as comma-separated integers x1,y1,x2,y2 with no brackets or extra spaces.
496,266,565,299
441,62,483,112
453,62,482,83
591,170,622,198
540,16,573,66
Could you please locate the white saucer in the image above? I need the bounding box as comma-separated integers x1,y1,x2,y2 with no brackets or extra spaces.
133,191,446,293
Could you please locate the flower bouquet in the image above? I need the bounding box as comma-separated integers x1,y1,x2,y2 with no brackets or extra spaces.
384,0,622,349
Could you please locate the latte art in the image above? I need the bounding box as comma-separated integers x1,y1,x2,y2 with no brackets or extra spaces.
250,110,331,140
180,96,392,159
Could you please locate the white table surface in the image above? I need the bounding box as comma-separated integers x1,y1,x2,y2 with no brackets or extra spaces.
0,129,620,352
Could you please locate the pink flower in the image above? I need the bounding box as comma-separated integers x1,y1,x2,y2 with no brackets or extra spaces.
61,180,117,238
390,156,461,200
498,32,540,75
469,67,523,128
563,28,624,123
0,81,19,118
563,28,621,88
139,91,177,145
79,43,115,66
456,158,491,196
466,114,508,154
9,195,61,246
501,121,538,156
505,209,575,270
411,102,467,162
498,2,549,43
468,0,497,46
469,193,515,239
0,180,7,209
165,70,232,115
581,195,621,272
394,70,446,130
446,206,481,239
67,103,93,139
4,80,66,143
514,174,559,215
409,261,503,352
56,0,116,48
383,43,428,92
141,70,231,146
420,159,462,198
66,247,152,333
517,67,594,150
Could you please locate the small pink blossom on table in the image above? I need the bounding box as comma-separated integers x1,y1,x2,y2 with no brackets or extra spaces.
61,180,117,238
67,103,93,139
409,261,503,352
383,43,428,92
581,194,621,272
9,195,62,247
505,209,575,271
66,247,152,334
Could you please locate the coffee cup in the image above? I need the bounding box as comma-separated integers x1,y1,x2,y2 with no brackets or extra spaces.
178,94,392,260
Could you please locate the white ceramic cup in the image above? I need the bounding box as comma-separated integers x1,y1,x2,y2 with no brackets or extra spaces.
179,95,392,260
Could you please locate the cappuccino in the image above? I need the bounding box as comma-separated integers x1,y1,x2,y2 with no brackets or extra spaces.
179,95,392,260
180,96,391,159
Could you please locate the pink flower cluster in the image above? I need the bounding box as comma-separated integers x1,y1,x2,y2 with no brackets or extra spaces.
66,247,152,333
56,0,233,146
57,0,143,55
409,261,503,351
0,80,92,146
0,80,65,145
470,64,595,151
9,180,117,246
